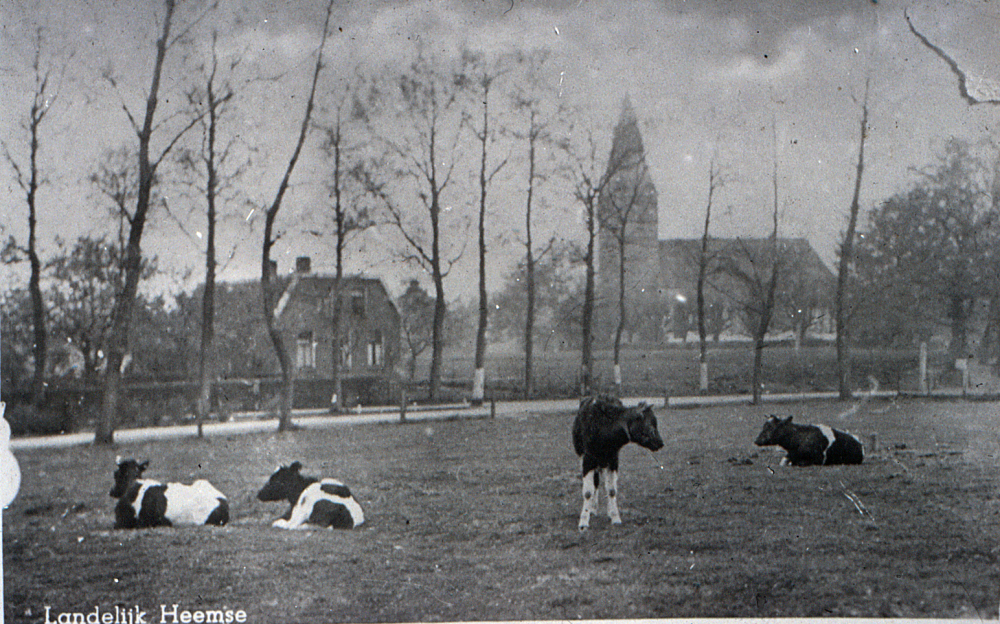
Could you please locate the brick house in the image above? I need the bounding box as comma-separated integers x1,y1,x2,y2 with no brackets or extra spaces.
273,256,401,406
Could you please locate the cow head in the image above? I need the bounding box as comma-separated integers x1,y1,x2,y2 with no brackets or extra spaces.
754,415,794,446
626,403,664,452
257,461,310,504
110,458,149,498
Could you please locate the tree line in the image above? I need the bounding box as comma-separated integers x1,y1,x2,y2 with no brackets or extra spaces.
3,2,999,442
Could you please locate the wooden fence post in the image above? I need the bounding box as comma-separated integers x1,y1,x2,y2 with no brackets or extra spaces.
919,342,928,394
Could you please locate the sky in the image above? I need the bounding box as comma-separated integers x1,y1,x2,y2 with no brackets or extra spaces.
3,0,1000,301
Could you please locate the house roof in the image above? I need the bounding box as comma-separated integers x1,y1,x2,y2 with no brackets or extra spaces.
274,273,399,318
658,236,834,294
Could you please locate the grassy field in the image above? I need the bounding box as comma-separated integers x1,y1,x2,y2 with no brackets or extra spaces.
5,398,999,622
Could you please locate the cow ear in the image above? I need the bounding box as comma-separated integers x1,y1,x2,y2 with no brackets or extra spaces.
783,416,794,423
139,460,150,469
290,461,302,472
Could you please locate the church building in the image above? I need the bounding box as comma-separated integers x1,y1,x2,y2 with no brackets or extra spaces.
596,98,836,346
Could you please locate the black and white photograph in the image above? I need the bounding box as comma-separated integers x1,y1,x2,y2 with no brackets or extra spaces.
1,0,999,621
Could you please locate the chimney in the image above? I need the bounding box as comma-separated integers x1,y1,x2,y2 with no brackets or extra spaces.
295,256,311,274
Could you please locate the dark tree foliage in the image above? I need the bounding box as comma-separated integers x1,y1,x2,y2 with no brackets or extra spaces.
397,279,435,382
490,242,583,352
46,236,157,384
853,139,996,356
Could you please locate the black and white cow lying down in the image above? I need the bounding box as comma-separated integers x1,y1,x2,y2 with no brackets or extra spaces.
754,415,864,466
572,394,664,530
257,462,365,529
110,458,229,529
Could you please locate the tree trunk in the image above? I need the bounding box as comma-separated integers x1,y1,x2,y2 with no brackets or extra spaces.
949,294,970,363
696,161,717,395
261,255,294,428
472,106,489,406
196,65,221,438
523,124,537,401
430,271,446,402
27,132,46,408
196,226,215,437
753,128,782,406
330,123,346,413
836,79,869,400
580,195,596,396
613,238,626,396
259,0,334,430
28,241,45,408
96,0,176,445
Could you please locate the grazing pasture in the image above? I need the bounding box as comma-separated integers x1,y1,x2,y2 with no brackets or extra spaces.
4,399,998,622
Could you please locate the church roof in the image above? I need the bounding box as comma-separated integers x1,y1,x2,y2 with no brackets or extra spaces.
658,236,834,295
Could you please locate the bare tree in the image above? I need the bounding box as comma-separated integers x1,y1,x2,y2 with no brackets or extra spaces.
510,49,559,399
361,51,469,402
95,0,213,444
180,31,242,437
696,157,724,393
723,125,784,405
593,97,652,395
316,86,373,412
461,50,509,405
562,117,634,396
260,0,336,432
752,123,783,405
835,78,870,400
563,128,606,396
601,174,645,395
0,27,64,408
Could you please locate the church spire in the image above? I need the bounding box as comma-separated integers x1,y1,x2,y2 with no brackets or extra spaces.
608,94,647,170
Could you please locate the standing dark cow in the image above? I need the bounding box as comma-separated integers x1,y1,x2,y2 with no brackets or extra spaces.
109,458,229,529
572,394,664,530
257,462,365,529
754,415,864,466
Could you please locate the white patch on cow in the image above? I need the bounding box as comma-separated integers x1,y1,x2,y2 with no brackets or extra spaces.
817,424,837,449
603,468,622,525
578,470,599,530
130,480,159,513
579,469,624,529
816,424,837,465
162,480,227,525
277,478,365,529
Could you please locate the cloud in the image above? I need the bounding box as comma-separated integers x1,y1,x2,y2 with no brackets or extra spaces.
711,48,805,82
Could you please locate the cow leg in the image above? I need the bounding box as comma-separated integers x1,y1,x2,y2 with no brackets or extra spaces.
603,468,622,525
275,496,314,529
579,469,599,530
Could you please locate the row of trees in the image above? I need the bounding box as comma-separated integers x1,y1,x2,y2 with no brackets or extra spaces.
3,2,999,442
5,134,1000,419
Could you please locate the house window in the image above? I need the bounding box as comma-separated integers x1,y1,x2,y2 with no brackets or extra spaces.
367,332,383,367
296,330,316,369
351,290,365,316
340,338,352,371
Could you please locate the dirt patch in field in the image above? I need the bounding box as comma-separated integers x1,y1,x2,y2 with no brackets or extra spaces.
4,399,998,622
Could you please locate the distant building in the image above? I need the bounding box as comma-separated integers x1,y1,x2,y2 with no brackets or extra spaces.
273,256,401,397
210,256,401,407
596,98,835,345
